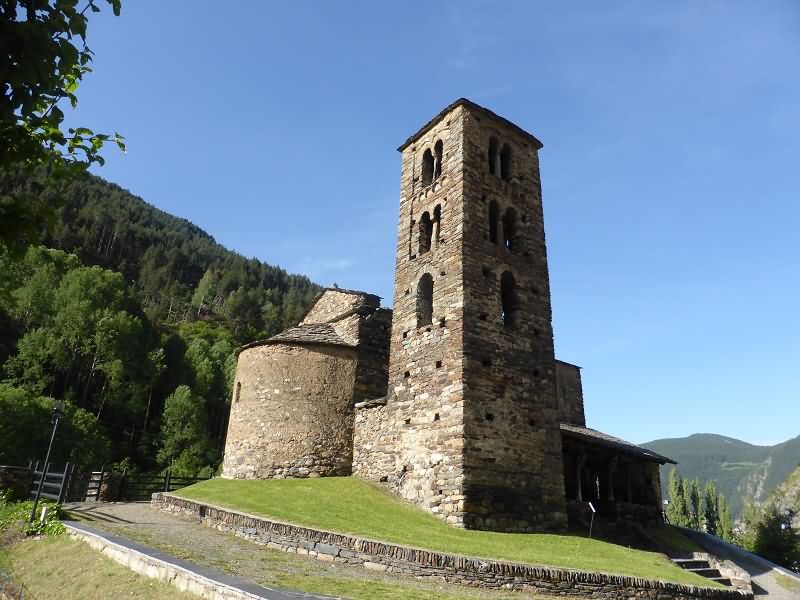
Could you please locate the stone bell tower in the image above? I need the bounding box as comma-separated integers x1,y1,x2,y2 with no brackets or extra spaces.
384,99,567,531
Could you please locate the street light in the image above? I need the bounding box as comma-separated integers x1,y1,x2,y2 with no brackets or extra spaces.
29,398,65,524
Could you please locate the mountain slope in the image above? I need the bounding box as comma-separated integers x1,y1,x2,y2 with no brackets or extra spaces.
643,433,800,518
1,166,321,342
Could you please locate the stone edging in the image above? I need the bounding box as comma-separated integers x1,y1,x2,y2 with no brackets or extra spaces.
153,493,752,600
64,521,324,600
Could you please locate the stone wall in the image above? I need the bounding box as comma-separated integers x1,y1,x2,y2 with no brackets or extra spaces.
222,342,358,479
555,360,585,427
353,400,397,482
459,103,566,531
302,289,379,326
152,493,751,600
381,104,469,524
353,308,392,404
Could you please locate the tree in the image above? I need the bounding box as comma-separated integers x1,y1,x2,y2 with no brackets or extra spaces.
687,479,702,530
667,469,690,527
703,481,720,536
718,495,734,542
748,504,800,572
0,0,124,253
156,385,214,477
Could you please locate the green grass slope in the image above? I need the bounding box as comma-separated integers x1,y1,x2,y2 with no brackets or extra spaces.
176,477,716,587
643,433,800,517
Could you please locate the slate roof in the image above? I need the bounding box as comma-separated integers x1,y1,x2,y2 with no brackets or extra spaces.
237,323,355,355
560,423,677,465
397,98,544,152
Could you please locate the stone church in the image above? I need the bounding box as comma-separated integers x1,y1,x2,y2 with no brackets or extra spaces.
222,99,675,532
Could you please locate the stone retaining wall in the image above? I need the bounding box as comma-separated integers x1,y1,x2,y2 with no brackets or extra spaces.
152,493,752,600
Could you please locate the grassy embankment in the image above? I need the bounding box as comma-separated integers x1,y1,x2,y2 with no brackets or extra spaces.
0,536,200,600
176,477,715,587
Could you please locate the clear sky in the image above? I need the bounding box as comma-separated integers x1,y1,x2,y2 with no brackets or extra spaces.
68,1,799,446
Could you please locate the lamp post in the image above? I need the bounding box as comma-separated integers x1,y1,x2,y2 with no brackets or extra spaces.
29,398,65,524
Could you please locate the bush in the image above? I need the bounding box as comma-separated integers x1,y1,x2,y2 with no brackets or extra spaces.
0,492,64,538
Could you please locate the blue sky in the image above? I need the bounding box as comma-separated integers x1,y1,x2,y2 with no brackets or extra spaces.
70,1,799,445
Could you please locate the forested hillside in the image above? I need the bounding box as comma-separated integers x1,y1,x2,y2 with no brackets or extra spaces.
644,433,800,519
0,169,321,475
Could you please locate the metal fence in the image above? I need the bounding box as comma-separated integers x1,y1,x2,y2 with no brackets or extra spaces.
28,462,74,504
83,469,208,502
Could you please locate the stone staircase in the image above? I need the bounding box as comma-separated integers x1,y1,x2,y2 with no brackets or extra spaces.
673,557,733,587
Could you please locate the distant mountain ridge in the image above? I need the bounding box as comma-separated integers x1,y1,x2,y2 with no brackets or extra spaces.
643,433,800,518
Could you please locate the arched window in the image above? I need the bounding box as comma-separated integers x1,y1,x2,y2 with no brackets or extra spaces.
432,204,441,246
488,200,499,244
421,149,434,186
417,273,433,327
500,143,512,181
503,207,517,251
500,271,518,328
488,137,498,176
419,212,432,255
434,140,443,180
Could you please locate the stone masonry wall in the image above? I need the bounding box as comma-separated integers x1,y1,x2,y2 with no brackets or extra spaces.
352,400,397,481
302,289,379,325
222,342,358,479
353,308,392,404
152,493,751,600
555,360,586,427
381,106,468,524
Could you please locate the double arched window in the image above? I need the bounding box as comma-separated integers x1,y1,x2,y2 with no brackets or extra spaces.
417,204,442,256
421,140,444,187
487,201,519,252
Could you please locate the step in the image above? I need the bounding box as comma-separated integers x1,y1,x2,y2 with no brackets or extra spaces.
690,568,722,579
673,559,710,570
712,577,732,587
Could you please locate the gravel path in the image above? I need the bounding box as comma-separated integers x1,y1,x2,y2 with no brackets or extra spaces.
64,502,553,600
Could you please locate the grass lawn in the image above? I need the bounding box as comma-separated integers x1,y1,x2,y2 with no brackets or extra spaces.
645,525,703,554
0,536,200,600
176,477,717,587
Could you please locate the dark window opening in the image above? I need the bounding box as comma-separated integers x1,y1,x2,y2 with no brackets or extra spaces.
500,143,512,181
488,137,498,175
402,331,408,339
404,418,411,425
419,212,432,255
503,207,517,251
422,149,434,186
416,273,434,327
404,370,410,378
433,413,440,422
488,200,499,244
433,204,442,246
434,140,443,180
501,271,519,328
435,360,442,369
485,413,495,422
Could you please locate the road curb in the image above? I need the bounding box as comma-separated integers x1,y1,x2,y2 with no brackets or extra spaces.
63,521,331,600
